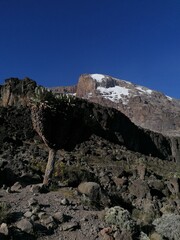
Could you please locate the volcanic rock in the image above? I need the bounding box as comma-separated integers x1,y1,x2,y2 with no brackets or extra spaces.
78,182,101,202
75,74,180,136
0,223,9,236
16,218,33,234
0,77,36,107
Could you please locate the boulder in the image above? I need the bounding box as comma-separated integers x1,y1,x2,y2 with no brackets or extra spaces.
28,197,38,207
41,215,57,230
60,198,69,206
60,221,79,231
16,218,33,234
167,178,180,195
53,212,66,223
10,181,23,192
78,182,101,202
150,232,163,240
99,227,114,240
0,223,9,236
128,179,150,199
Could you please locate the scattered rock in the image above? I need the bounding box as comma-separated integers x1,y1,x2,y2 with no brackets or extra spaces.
28,197,38,207
0,223,9,236
150,232,163,240
139,231,150,240
60,198,69,206
113,229,121,240
10,181,23,192
53,212,66,223
24,211,33,218
118,230,133,240
30,214,38,221
30,184,43,193
6,187,12,193
1,185,6,190
41,215,57,230
99,227,114,240
31,205,41,214
78,182,101,202
137,165,146,180
128,179,150,199
38,212,46,220
61,221,79,231
167,178,180,195
16,218,33,234
113,177,127,188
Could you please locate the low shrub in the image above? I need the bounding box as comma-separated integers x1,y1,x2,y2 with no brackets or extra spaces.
153,213,180,240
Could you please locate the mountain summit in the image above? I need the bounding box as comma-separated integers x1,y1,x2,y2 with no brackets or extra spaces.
73,74,180,136
51,74,180,135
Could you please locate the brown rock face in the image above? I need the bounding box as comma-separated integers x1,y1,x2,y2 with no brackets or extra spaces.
50,85,77,94
0,77,36,107
76,74,97,98
75,74,180,137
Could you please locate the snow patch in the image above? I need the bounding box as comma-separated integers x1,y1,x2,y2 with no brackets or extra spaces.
113,77,132,85
88,92,93,98
136,86,153,94
97,86,129,104
90,74,105,82
166,95,173,101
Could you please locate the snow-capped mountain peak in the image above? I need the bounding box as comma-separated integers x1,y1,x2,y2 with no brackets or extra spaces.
87,73,156,104
90,74,105,82
86,73,173,104
75,73,180,134
49,73,180,135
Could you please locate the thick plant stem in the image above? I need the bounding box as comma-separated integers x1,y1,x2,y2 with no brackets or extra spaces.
43,148,56,186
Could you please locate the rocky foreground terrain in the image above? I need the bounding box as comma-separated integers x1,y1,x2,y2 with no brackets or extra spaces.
0,77,180,240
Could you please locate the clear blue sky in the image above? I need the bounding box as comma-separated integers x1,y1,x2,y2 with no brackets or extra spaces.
0,0,180,98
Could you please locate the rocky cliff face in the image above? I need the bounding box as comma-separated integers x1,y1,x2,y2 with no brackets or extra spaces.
75,74,180,136
30,97,173,160
50,85,77,94
0,77,180,163
0,77,37,107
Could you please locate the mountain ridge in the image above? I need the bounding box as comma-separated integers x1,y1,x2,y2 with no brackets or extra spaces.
50,73,180,136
